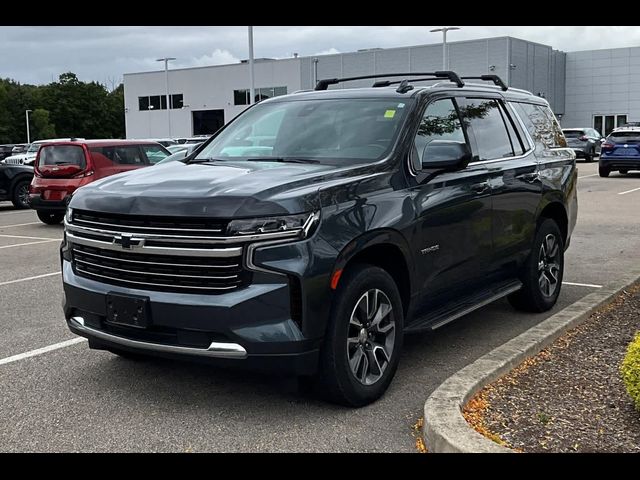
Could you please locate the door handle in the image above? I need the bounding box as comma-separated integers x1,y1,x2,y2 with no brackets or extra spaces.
471,182,491,194
521,172,540,183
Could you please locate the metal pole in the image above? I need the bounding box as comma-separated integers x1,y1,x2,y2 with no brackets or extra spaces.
25,110,31,143
164,59,171,137
313,58,319,87
248,26,255,105
442,30,447,70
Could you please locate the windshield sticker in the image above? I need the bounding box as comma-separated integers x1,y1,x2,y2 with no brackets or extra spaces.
384,110,396,119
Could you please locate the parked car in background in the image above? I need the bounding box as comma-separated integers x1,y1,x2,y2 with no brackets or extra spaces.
599,127,640,177
0,162,33,208
61,72,576,406
157,142,203,164
166,144,189,155
11,144,28,154
562,128,603,162
175,135,211,145
0,144,16,161
29,139,170,224
138,138,177,148
3,138,84,166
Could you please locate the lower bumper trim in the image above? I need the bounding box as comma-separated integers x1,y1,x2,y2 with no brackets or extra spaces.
69,316,247,359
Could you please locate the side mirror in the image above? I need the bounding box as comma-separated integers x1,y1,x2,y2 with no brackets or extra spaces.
422,140,472,171
600,138,606,143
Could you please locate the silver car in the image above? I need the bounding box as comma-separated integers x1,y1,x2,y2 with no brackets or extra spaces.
562,128,603,162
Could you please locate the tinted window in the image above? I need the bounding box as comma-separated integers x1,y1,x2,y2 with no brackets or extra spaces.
413,98,465,169
512,103,567,148
196,99,410,163
90,146,145,165
563,130,585,138
458,98,514,161
142,145,170,164
38,145,86,168
138,96,149,111
608,131,640,143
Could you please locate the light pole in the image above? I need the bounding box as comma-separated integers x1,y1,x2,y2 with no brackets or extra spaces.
156,57,176,137
25,109,32,143
248,26,255,105
430,27,460,70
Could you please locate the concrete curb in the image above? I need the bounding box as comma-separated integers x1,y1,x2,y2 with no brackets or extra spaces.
422,271,640,453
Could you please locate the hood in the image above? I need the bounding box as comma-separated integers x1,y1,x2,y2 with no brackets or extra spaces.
70,159,357,218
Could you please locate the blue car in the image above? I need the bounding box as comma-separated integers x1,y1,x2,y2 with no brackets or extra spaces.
599,127,640,177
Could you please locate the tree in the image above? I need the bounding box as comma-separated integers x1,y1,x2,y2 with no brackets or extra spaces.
30,108,56,140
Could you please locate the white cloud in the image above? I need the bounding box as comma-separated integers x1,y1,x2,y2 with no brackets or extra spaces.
187,49,240,67
313,47,341,56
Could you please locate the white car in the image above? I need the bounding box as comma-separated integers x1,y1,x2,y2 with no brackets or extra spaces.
1,138,85,166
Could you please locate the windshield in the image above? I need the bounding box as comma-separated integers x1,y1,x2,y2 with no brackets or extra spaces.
38,145,86,168
195,98,411,164
562,130,584,138
609,131,640,143
27,144,40,153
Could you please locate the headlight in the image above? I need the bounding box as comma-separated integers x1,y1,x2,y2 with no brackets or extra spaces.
65,207,73,224
227,212,319,239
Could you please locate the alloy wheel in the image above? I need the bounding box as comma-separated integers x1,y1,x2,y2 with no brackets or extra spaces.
538,234,561,298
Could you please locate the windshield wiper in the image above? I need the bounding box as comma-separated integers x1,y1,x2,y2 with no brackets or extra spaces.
245,157,320,164
187,157,231,164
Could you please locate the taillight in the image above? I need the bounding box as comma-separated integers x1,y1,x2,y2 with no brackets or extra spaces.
578,135,588,141
72,170,94,179
601,142,615,150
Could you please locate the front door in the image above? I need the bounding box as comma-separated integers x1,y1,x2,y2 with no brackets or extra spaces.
408,97,492,315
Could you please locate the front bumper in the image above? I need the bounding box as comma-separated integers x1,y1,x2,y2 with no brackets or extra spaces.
61,246,328,375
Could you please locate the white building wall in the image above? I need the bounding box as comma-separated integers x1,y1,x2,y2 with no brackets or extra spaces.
124,58,301,138
562,47,640,130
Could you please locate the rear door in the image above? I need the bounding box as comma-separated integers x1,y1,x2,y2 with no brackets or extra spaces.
457,96,542,283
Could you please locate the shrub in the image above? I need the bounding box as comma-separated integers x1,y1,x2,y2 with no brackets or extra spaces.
621,332,640,411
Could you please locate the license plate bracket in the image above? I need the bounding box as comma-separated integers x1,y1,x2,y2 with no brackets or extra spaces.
106,293,150,328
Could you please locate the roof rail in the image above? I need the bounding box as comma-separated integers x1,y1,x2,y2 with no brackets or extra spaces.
460,75,508,91
314,71,465,91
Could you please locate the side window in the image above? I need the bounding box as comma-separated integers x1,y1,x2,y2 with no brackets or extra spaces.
412,98,465,169
142,145,170,164
112,146,144,165
457,98,515,161
511,103,567,149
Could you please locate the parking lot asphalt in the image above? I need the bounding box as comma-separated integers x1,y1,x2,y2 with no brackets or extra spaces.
1,162,639,452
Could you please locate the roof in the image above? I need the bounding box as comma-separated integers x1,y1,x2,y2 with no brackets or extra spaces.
41,139,163,147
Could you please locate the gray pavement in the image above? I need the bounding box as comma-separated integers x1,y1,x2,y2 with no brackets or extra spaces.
0,161,639,452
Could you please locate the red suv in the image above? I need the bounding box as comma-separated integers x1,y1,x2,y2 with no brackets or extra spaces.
29,140,170,224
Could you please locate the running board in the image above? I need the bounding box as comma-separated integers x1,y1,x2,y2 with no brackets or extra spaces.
405,280,523,332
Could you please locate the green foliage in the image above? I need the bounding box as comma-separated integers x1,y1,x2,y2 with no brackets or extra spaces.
0,72,124,143
621,332,640,411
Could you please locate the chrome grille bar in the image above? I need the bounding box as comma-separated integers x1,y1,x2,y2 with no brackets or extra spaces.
73,248,240,269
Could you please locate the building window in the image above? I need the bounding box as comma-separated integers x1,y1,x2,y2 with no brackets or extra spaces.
138,94,184,111
233,86,287,106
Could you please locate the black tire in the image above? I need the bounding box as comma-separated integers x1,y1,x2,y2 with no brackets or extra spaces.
619,169,629,175
508,218,564,313
314,264,404,407
598,165,610,177
11,179,31,209
37,211,64,225
585,150,594,163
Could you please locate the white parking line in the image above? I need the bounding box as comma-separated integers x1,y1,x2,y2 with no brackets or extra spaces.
618,186,640,196
0,233,61,241
0,239,59,249
0,271,60,287
578,173,598,179
0,222,41,229
563,281,603,288
0,338,86,367
0,209,36,215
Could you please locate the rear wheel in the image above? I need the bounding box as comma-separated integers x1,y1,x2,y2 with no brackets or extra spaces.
11,179,30,209
585,149,594,163
599,165,610,177
37,211,64,225
314,264,403,407
508,218,564,313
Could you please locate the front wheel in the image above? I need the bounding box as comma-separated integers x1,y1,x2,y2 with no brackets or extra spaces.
508,218,564,313
599,165,610,177
315,264,403,407
37,211,64,225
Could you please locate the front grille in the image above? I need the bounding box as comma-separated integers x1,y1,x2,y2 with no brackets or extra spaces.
73,209,228,237
72,243,248,294
4,157,24,165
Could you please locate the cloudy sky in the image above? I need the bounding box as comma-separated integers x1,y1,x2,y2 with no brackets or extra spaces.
1,26,638,86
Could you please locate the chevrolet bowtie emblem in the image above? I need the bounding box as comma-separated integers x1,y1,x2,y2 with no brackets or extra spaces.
113,234,144,249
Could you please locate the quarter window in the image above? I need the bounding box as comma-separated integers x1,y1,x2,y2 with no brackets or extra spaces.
458,98,514,161
413,98,465,170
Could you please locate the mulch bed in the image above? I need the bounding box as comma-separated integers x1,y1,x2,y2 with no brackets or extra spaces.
464,283,640,453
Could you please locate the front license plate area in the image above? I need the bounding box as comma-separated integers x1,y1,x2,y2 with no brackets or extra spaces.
106,293,150,329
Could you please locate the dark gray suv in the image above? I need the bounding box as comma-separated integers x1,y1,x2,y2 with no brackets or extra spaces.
61,72,577,406
562,128,603,162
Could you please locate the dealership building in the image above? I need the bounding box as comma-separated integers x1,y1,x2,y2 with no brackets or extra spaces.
123,35,640,139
